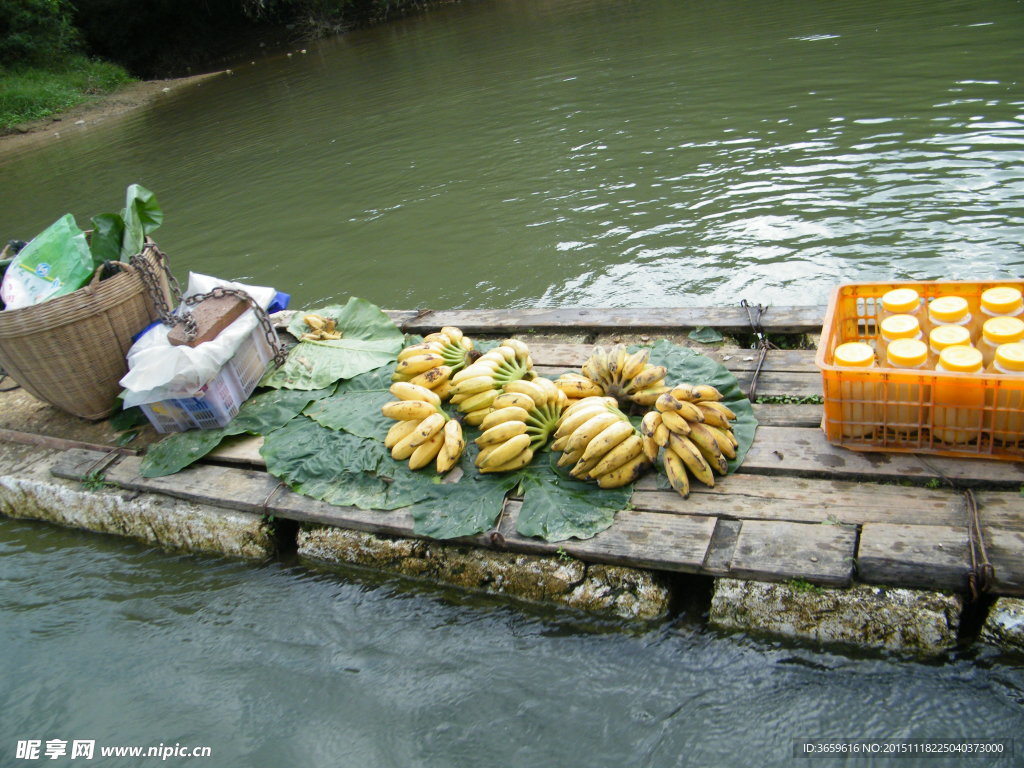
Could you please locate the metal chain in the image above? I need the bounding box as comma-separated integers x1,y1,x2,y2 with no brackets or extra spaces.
181,286,288,367
740,299,779,404
129,242,287,367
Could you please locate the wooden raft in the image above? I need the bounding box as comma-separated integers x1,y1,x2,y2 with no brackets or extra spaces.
51,306,1024,596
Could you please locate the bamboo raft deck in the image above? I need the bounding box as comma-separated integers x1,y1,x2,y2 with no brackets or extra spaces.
41,306,1024,597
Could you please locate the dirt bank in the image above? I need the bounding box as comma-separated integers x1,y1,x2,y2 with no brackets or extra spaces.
0,71,224,160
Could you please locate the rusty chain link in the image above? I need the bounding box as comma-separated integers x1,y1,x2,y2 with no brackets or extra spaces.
129,242,287,367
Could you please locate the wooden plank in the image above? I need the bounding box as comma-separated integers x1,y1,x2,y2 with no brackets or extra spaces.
51,450,715,574
751,403,822,427
526,342,819,373
631,474,1024,530
740,426,1024,488
857,522,969,592
727,519,857,586
702,518,742,576
988,527,1024,596
494,501,716,573
386,307,826,335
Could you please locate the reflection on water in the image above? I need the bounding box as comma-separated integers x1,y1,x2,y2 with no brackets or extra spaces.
1,517,1022,768
1,0,1021,310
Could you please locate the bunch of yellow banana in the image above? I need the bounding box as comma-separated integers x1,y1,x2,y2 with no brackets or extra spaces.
448,338,537,426
550,397,654,488
578,345,669,406
640,383,738,497
392,326,475,401
553,372,606,403
473,377,568,473
382,382,466,472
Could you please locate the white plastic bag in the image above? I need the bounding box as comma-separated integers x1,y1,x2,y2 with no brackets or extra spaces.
119,273,275,408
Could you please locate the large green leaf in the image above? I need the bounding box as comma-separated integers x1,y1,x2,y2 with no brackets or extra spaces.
643,339,757,472
304,362,396,439
514,451,633,542
138,387,332,478
261,298,405,390
88,213,125,269
120,184,163,260
407,443,519,540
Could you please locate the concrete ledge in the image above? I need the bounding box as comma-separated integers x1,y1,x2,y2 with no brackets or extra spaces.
0,442,274,559
297,525,671,620
709,578,962,654
980,598,1024,654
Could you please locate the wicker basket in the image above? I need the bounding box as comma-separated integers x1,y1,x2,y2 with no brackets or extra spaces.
0,242,171,420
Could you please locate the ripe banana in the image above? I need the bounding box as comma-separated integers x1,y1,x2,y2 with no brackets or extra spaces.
436,420,465,473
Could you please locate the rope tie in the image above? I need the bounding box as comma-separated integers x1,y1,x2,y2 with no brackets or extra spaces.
917,457,993,601
262,481,287,516
740,299,779,403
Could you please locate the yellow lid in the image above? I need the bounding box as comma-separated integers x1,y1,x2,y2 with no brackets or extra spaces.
886,338,928,368
881,288,920,314
938,345,983,373
994,343,1024,372
834,342,875,367
983,316,1024,345
981,286,1023,316
928,295,970,323
879,314,921,341
929,324,972,351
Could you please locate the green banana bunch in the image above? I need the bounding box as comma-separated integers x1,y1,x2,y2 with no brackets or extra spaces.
382,382,466,472
641,383,738,497
550,396,652,488
473,377,568,473
449,338,537,427
391,326,476,401
578,345,669,407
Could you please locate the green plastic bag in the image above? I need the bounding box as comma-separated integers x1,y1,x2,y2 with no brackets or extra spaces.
0,214,94,310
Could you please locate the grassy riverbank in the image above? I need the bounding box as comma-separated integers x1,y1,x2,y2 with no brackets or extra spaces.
0,57,133,135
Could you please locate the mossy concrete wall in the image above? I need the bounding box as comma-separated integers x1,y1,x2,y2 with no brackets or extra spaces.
298,524,672,621
709,578,963,654
0,442,274,559
980,598,1024,653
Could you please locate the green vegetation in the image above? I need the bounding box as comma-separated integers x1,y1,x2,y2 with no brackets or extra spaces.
1,0,132,134
1,57,132,134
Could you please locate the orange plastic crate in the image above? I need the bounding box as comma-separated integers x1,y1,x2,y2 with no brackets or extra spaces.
815,280,1024,461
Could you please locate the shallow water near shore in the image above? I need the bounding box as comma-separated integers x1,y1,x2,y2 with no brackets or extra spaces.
2,517,1022,767
1,0,1023,763
1,0,1022,309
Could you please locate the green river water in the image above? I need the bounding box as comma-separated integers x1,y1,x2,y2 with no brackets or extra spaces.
2,0,1023,765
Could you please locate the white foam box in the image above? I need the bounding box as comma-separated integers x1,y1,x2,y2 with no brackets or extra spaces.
139,325,275,433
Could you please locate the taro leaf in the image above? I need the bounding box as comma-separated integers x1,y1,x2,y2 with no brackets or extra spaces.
120,184,163,260
408,442,519,539
139,387,333,478
260,415,393,509
305,362,396,439
643,339,757,472
261,298,404,390
514,451,632,542
88,213,125,269
688,326,724,344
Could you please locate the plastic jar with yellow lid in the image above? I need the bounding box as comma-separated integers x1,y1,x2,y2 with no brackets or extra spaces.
879,287,928,338
980,286,1024,323
979,316,1024,368
986,342,1024,445
928,296,976,344
932,345,985,445
927,324,972,369
877,313,923,365
883,338,929,440
829,342,881,439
